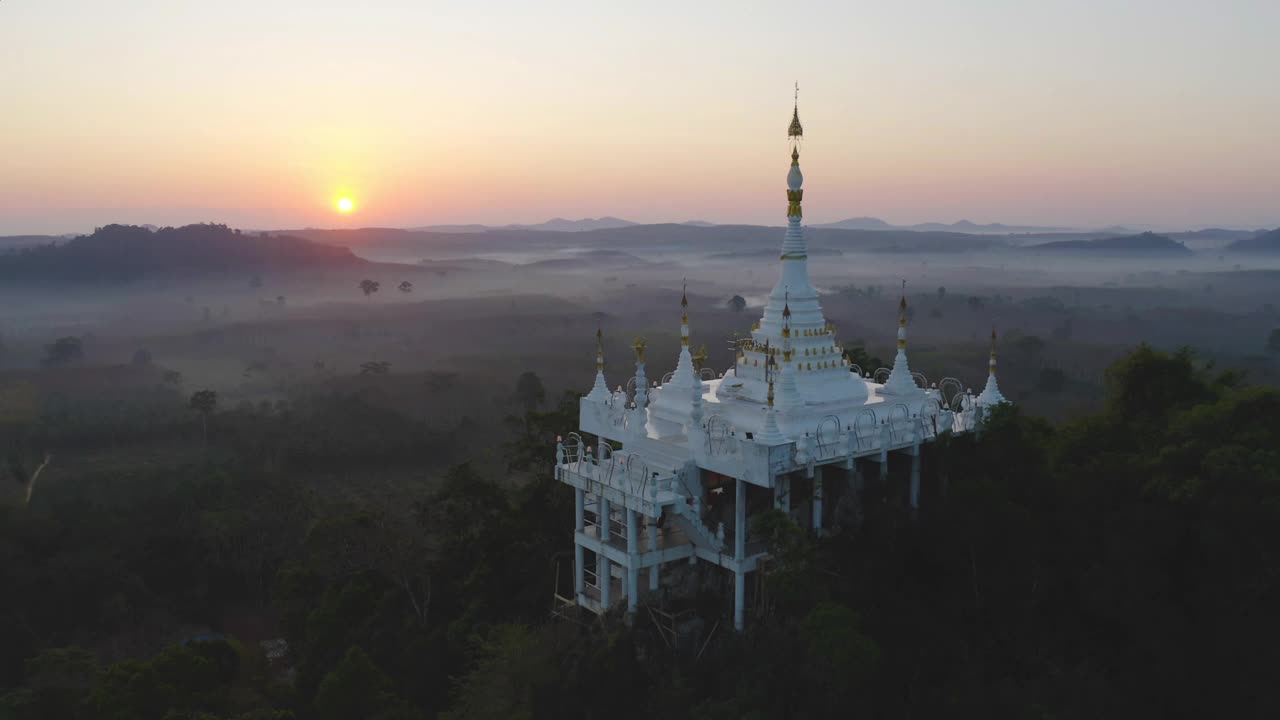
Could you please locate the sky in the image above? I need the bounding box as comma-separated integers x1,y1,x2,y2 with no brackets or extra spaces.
2,0,1278,235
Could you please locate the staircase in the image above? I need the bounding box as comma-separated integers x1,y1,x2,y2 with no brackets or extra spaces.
669,503,725,553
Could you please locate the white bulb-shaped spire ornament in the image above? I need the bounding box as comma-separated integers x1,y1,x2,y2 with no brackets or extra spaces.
976,328,1009,408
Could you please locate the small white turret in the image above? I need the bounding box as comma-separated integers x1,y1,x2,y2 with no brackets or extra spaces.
879,290,924,398
775,295,804,411
976,328,1009,407
630,337,649,435
586,328,610,402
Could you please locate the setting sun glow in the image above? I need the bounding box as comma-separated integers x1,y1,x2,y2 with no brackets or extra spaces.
336,197,355,213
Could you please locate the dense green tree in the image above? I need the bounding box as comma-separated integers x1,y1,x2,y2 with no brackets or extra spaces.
189,390,218,447
313,647,413,720
514,371,546,412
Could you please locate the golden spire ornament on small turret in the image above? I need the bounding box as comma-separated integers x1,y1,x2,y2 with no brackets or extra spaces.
693,344,708,373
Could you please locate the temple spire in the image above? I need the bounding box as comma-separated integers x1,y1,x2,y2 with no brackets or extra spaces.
757,343,786,444
680,279,689,347
586,328,610,401
879,285,922,397
977,327,1008,407
775,292,803,409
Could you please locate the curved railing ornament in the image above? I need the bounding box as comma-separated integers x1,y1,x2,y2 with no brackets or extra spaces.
816,414,842,456
873,367,892,384
888,404,911,444
849,363,864,378
564,432,585,471
597,442,617,486
921,397,944,438
939,377,965,408
705,413,734,456
661,371,675,385
625,453,651,497
912,371,929,389
854,408,877,450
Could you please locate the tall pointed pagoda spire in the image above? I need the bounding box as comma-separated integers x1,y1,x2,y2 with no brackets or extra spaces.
720,86,867,410
976,328,1008,406
879,283,922,397
586,328,610,402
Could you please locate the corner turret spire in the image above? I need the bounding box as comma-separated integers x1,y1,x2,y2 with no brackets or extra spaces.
879,283,922,398
586,328,610,401
976,328,1008,407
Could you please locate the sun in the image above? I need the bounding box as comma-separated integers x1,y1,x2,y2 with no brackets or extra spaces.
336,197,355,213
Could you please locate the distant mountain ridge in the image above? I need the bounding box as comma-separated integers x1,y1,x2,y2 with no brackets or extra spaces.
813,217,1073,233
413,216,639,233
1025,231,1192,254
1226,228,1280,253
0,223,363,284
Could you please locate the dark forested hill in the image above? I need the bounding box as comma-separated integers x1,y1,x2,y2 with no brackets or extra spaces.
0,224,363,284
1026,230,1192,254
1226,228,1280,253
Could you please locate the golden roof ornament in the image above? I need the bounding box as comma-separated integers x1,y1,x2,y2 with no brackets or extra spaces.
632,336,647,362
595,328,605,370
788,82,803,139
693,344,708,372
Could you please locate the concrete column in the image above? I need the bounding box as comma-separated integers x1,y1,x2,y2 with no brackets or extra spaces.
774,474,790,512
574,488,586,603
735,478,746,632
598,496,611,608
735,479,747,560
812,466,824,534
909,447,921,512
575,488,584,532
648,520,659,592
626,509,639,612
574,542,585,603
734,569,745,633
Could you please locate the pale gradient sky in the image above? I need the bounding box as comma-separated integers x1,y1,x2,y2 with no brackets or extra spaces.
2,0,1277,235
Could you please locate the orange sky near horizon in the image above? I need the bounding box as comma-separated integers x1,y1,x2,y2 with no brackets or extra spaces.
2,0,1278,235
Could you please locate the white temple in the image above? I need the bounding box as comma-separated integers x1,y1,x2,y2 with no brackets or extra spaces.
554,96,1011,631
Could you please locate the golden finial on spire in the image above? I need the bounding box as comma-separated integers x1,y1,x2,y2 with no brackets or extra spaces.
632,336,647,362
595,328,604,371
788,82,803,140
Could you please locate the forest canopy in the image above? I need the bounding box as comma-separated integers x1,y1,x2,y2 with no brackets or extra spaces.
1,345,1278,718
